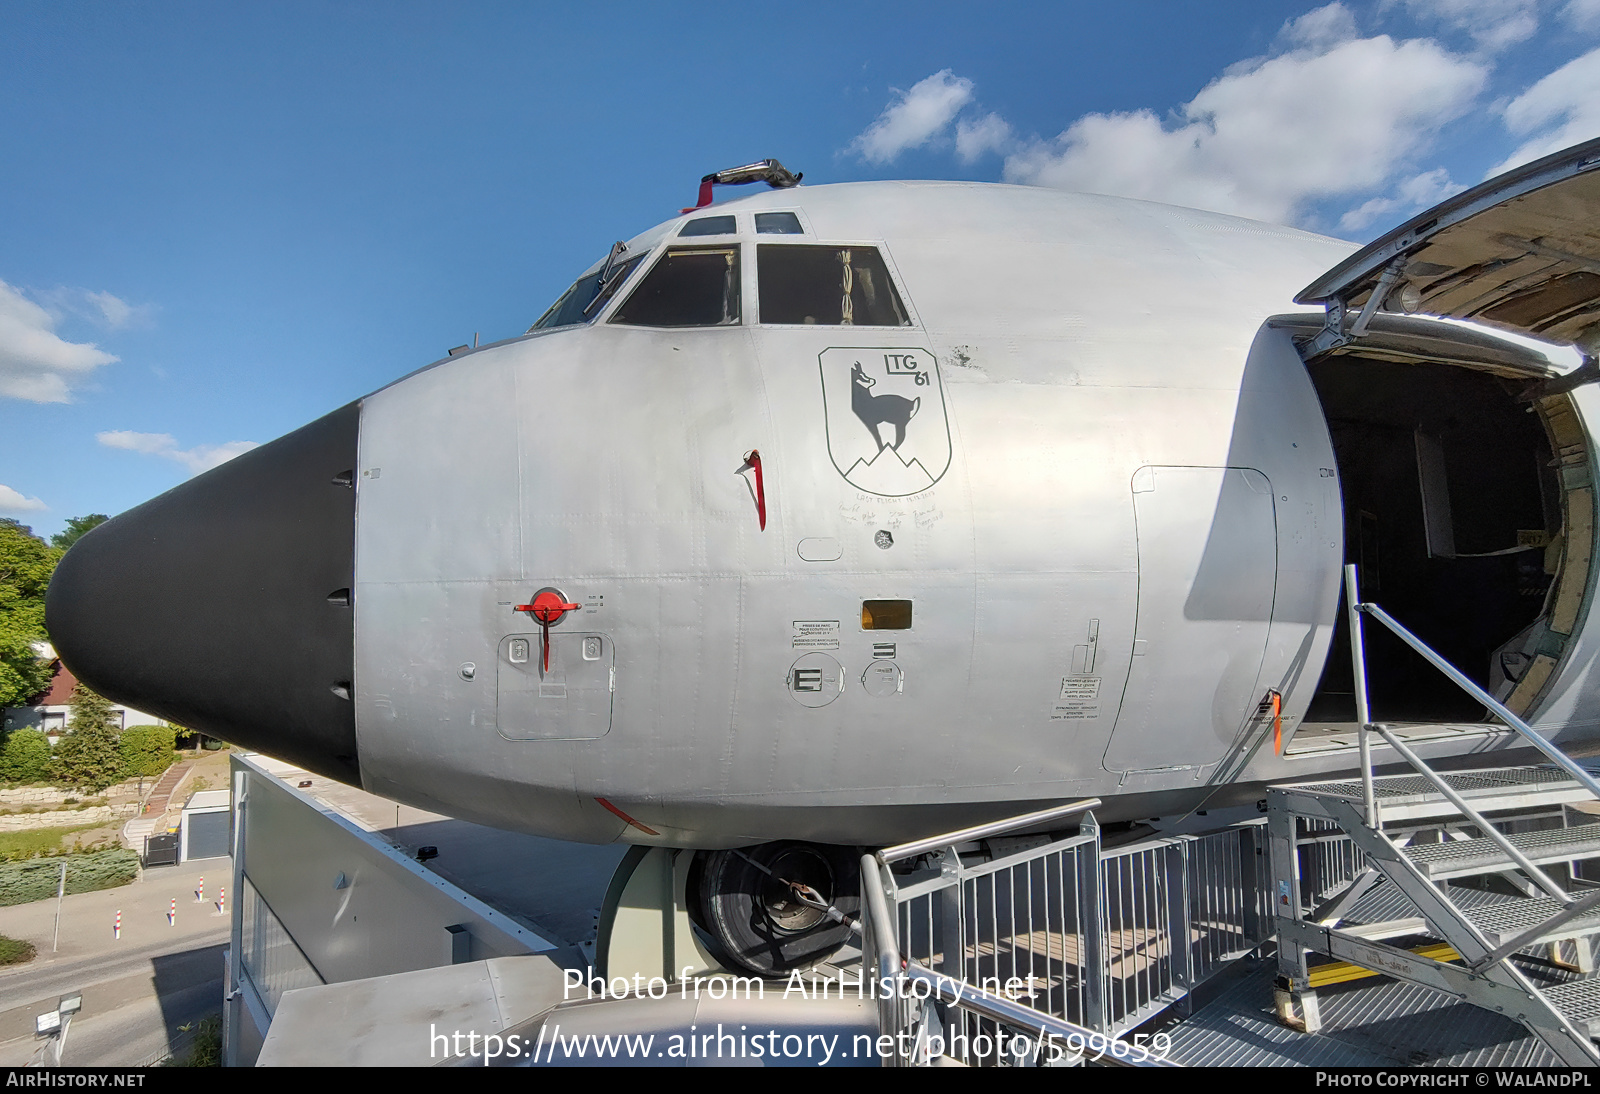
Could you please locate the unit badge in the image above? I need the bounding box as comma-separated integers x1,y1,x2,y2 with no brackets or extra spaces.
818,348,950,497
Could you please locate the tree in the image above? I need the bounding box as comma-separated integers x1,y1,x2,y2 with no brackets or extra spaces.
50,515,108,552
0,728,51,783
119,724,177,777
0,520,58,710
49,683,124,791
66,683,116,734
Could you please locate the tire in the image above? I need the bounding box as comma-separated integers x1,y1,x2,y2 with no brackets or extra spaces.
698,841,861,976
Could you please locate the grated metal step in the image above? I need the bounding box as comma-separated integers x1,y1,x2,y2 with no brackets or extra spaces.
1542,978,1600,1039
1282,767,1590,822
1465,897,1600,949
1405,824,1600,880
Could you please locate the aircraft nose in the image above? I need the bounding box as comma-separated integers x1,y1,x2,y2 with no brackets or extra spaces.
46,402,363,784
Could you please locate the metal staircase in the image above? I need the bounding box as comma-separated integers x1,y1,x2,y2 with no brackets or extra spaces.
1270,566,1600,1065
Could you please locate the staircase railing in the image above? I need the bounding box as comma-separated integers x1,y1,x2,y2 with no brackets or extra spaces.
860,795,1272,1065
1346,563,1600,802
1343,562,1600,965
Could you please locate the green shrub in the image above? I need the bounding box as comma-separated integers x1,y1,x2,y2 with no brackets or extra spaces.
0,933,35,965
0,727,50,782
0,848,139,906
120,724,178,777
163,1013,222,1067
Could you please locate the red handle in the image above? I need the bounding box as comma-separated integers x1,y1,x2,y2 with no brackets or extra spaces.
741,449,766,531
514,591,582,672
514,591,582,623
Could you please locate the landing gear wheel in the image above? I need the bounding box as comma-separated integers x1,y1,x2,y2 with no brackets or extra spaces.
696,841,860,976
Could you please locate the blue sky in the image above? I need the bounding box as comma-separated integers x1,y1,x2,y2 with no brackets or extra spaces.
4,0,1599,538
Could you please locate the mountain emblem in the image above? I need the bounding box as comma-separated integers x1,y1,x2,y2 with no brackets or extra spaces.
819,348,950,496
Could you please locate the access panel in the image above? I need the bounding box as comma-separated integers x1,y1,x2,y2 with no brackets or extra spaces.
497,632,615,740
1105,466,1278,772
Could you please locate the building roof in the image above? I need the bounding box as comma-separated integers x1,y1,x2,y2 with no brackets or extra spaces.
32,660,77,707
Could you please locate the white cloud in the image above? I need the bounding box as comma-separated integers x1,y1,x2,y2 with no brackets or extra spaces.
0,485,47,513
1279,1,1361,51
1002,8,1486,226
1338,167,1463,230
84,290,135,329
33,286,146,331
1489,46,1600,175
0,281,119,402
1398,0,1539,51
849,70,975,164
955,113,1014,163
97,430,259,475
1566,0,1600,31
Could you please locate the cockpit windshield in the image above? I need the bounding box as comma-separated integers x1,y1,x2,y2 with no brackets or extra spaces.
611,246,741,327
757,245,909,326
529,252,647,332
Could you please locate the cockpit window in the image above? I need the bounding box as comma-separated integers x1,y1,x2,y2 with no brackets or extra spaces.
529,253,646,331
757,245,909,326
680,215,736,236
754,212,803,235
611,246,741,327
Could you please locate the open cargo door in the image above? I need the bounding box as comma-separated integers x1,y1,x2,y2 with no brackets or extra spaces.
1298,135,1600,361
1289,137,1600,727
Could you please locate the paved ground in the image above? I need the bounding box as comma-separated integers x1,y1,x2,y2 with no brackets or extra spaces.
0,858,231,1065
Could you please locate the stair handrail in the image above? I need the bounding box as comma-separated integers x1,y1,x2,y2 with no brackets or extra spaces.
861,853,910,1066
875,797,1102,865
1372,723,1571,905
1353,592,1600,801
1346,565,1380,829
1343,563,1600,912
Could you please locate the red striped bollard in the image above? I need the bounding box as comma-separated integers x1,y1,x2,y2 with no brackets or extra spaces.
216,887,225,916
114,909,121,939
195,876,204,903
168,898,176,926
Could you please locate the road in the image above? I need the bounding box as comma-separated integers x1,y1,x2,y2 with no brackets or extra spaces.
0,858,231,1065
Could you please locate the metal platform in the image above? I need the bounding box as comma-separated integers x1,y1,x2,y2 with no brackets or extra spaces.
1162,957,1568,1067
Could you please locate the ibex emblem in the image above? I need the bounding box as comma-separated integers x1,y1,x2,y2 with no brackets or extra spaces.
819,349,949,497
850,361,920,451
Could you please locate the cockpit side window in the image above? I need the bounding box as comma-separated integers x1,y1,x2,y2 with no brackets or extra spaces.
757,245,909,326
754,212,803,235
680,214,736,236
530,254,646,331
611,246,741,327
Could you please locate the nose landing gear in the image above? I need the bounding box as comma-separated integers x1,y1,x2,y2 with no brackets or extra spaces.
694,841,862,977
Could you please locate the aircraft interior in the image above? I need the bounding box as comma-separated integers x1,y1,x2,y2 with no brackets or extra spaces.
1297,346,1584,739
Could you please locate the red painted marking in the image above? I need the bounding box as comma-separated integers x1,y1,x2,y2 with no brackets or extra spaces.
679,177,716,213
595,797,660,836
741,450,766,531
